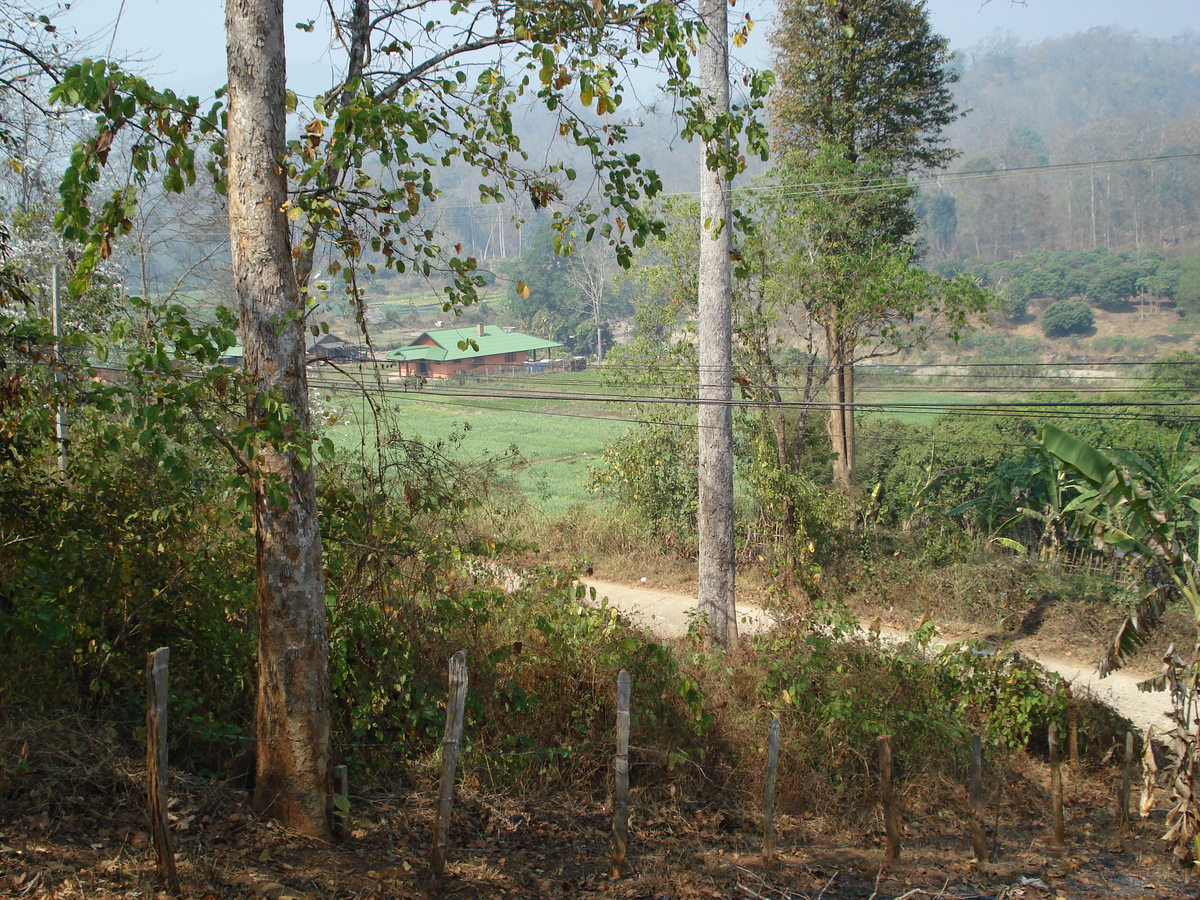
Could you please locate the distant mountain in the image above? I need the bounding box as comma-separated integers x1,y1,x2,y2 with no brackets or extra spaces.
919,29,1200,263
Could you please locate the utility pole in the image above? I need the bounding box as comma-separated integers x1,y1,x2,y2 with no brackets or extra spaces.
696,0,737,648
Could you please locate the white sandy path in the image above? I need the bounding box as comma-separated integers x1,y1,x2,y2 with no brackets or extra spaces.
583,578,1175,735
582,578,776,639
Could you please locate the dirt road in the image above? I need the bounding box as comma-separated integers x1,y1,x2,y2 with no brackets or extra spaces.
584,578,1175,734
582,578,775,638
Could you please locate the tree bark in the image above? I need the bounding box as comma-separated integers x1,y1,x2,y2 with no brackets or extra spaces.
696,0,737,648
827,332,856,488
226,0,332,838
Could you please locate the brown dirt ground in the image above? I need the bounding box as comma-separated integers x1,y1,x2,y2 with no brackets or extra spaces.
3,753,1199,899
1004,300,1198,356
3,700,1199,900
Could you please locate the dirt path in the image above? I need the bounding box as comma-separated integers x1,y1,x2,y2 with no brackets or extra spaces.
583,578,776,638
584,578,1175,734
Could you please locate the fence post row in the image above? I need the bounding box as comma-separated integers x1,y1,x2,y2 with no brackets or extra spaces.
429,650,469,880
135,647,1108,879
611,669,632,879
145,647,180,895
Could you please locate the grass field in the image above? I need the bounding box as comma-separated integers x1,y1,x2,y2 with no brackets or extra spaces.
319,369,635,516
316,365,1082,511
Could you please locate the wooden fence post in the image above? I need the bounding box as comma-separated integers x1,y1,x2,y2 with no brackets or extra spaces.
762,720,781,866
1049,724,1065,848
332,764,349,839
145,648,180,895
611,670,631,878
968,734,989,861
430,651,468,879
878,735,901,861
1118,730,1134,835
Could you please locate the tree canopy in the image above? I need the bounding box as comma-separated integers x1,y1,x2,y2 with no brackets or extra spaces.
769,0,959,173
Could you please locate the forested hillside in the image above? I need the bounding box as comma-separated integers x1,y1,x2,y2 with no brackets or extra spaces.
919,29,1200,263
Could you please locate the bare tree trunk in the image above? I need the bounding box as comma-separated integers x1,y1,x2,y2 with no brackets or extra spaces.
696,0,736,648
226,0,332,838
827,332,856,488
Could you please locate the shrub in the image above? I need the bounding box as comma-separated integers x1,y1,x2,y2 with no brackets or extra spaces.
749,612,1069,816
1041,300,1094,337
590,423,699,554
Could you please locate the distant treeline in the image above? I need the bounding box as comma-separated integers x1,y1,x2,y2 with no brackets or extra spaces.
917,29,1200,265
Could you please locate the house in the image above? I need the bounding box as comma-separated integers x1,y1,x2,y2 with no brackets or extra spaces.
306,333,364,361
385,323,563,378
220,341,244,366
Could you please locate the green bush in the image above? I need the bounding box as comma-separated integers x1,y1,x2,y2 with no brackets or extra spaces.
590,423,699,555
749,611,1067,813
1041,300,1094,337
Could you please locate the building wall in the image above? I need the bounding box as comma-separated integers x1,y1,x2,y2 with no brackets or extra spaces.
395,351,530,378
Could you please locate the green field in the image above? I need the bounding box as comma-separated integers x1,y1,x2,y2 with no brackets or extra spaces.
319,369,634,515
317,367,1030,512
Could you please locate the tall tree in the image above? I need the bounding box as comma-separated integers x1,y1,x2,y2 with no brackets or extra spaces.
769,0,960,486
54,0,765,836
696,0,737,647
225,0,332,835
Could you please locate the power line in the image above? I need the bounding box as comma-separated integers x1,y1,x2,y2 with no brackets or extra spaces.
323,151,1200,225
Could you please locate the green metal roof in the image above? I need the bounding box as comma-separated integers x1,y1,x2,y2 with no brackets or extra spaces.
384,325,562,362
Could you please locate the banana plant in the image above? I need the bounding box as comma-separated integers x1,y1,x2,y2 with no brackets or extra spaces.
1039,423,1200,865
1039,423,1200,673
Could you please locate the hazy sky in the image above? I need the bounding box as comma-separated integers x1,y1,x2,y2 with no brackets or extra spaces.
56,0,1200,100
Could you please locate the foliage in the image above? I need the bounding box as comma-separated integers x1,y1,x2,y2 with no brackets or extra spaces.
0,329,255,742
752,610,1066,808
1041,299,1094,337
590,422,699,555
51,0,772,311
769,0,959,173
975,247,1172,311
1036,425,1200,665
1150,350,1200,398
1035,423,1200,863
1161,252,1200,316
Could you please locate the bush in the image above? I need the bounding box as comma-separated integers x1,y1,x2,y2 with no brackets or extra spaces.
590,423,699,555
1149,350,1200,397
1041,300,1094,337
749,612,1069,815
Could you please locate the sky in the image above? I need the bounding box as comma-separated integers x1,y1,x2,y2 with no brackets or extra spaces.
54,0,1200,101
